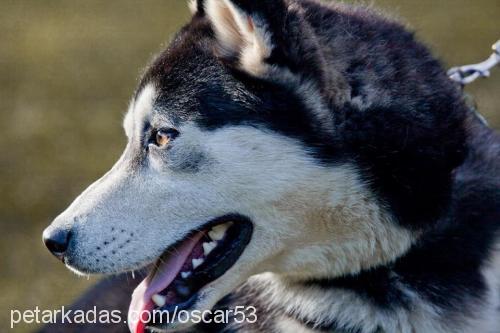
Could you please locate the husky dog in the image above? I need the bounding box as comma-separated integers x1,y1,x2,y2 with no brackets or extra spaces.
42,0,500,332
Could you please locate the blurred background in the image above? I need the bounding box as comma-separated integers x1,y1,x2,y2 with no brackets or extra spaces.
0,0,498,331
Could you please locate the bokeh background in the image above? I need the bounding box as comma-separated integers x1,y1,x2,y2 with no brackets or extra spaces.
0,0,498,331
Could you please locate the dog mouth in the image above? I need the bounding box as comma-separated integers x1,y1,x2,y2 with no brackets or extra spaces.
128,215,253,333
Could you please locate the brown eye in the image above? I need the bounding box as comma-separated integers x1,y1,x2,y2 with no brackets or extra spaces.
153,128,179,147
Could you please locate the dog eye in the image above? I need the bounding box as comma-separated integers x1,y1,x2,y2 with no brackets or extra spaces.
152,128,179,147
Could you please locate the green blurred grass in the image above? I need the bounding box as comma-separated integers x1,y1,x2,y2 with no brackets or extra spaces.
0,1,498,331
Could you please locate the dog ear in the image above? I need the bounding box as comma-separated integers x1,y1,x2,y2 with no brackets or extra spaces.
188,0,205,15
204,0,287,76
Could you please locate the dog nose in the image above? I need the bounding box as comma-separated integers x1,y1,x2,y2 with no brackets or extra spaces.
43,227,71,259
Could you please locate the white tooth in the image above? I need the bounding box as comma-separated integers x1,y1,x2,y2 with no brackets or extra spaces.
208,223,231,241
203,241,217,256
208,230,222,241
152,294,166,307
181,271,192,279
192,258,204,269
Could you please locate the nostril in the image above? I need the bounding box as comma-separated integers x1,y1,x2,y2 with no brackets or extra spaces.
43,227,72,259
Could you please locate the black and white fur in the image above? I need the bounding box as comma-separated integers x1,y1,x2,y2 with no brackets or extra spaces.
43,1,500,332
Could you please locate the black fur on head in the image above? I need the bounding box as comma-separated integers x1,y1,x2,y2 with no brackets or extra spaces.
140,0,469,231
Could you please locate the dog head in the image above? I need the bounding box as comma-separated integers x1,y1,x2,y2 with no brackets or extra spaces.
43,1,466,332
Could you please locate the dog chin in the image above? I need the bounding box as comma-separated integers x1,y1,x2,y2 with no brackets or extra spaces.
145,287,225,333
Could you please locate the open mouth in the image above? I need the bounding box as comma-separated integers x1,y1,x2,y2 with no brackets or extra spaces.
128,215,253,333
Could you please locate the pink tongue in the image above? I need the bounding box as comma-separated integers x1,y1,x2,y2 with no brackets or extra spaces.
128,232,204,333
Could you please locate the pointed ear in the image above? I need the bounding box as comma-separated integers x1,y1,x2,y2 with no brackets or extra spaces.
204,0,286,76
188,0,205,15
